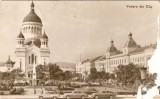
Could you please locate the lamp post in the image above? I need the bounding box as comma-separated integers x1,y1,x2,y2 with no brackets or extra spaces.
32,59,37,86
115,74,117,95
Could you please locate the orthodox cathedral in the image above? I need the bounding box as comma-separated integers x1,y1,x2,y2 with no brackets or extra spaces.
15,1,50,78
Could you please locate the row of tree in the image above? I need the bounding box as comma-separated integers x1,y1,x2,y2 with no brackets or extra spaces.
0,62,155,90
36,63,143,87
85,63,152,89
85,68,115,82
36,63,74,81
114,63,141,86
0,68,24,80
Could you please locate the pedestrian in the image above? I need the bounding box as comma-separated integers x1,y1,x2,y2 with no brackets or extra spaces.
33,86,36,94
41,88,43,94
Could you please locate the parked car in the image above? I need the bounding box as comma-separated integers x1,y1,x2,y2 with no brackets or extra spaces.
44,87,55,92
116,91,136,95
90,90,116,99
62,90,87,99
83,87,98,95
58,86,75,93
39,90,62,99
70,83,81,88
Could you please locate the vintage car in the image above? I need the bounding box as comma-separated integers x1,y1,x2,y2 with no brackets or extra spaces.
70,83,81,88
90,90,116,99
44,87,55,93
39,90,62,99
62,90,87,99
83,87,98,95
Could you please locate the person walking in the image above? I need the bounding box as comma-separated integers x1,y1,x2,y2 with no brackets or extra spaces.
33,85,36,94
41,88,43,94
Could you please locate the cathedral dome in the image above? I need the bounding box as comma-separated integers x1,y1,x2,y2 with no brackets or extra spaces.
107,40,118,53
5,56,14,64
124,33,137,47
23,2,42,23
17,31,24,38
42,32,48,39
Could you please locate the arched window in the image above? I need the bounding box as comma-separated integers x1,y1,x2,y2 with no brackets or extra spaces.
44,59,46,65
20,59,22,69
31,27,33,33
28,26,30,32
35,56,37,64
29,56,30,64
34,27,36,33
31,54,34,64
23,28,25,33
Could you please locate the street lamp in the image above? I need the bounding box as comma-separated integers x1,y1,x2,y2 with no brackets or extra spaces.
32,58,37,86
115,74,117,95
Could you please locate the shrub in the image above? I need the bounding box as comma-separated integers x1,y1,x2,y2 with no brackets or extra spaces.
15,87,24,94
0,92,4,95
9,88,16,94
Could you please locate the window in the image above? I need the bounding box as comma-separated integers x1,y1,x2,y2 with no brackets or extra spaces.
35,56,37,64
28,74,30,78
29,56,30,64
44,59,46,65
20,59,22,69
31,54,34,64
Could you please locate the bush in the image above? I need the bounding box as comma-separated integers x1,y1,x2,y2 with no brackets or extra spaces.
0,92,4,95
15,87,24,94
0,86,11,91
9,88,16,94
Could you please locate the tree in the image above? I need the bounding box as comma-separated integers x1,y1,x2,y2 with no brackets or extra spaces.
1,72,10,80
88,68,97,82
36,64,49,81
48,63,63,81
90,68,97,74
97,71,106,80
114,63,141,86
110,73,115,80
63,71,73,81
104,72,110,81
10,68,25,80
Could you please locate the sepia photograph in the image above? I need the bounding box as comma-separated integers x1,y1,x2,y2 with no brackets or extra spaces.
0,0,160,99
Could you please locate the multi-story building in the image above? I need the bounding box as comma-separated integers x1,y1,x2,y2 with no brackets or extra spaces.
76,33,156,76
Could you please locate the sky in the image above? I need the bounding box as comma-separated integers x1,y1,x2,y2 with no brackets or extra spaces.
0,1,159,63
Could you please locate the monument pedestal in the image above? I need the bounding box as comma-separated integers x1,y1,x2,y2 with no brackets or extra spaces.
139,67,147,80
32,79,37,86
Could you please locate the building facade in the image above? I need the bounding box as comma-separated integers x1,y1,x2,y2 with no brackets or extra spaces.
76,33,156,76
15,2,50,79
